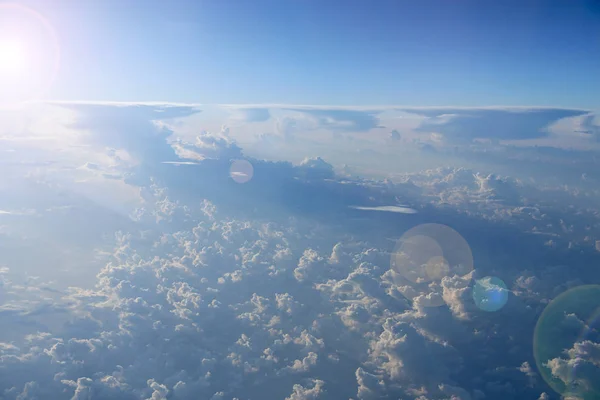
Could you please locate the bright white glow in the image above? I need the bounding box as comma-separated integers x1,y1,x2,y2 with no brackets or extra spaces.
0,3,60,108
0,39,27,76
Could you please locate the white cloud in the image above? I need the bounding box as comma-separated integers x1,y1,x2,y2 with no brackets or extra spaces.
349,205,417,214
285,379,325,400
172,130,243,161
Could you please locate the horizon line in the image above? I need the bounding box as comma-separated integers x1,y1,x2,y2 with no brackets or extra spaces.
36,100,593,113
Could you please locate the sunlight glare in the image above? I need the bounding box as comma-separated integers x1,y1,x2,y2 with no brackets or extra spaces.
0,39,27,76
0,3,60,108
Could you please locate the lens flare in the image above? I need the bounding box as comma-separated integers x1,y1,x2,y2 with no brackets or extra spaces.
390,223,474,307
534,285,600,400
472,276,508,312
230,159,254,183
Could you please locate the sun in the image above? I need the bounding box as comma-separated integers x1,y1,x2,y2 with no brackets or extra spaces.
0,3,60,108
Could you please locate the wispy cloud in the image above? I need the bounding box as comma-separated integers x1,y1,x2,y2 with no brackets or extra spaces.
349,205,417,214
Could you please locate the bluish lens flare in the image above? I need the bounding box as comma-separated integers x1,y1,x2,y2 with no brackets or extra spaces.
472,276,508,312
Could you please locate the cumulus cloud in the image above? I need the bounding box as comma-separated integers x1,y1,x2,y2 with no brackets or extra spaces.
1,170,598,400
577,113,600,140
297,157,335,180
545,340,600,396
172,130,243,161
60,103,202,188
285,379,325,400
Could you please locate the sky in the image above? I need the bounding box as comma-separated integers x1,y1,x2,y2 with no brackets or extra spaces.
2,2,600,400
15,0,600,108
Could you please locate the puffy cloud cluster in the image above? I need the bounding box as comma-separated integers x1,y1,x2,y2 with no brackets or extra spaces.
172,130,243,161
0,187,559,399
389,166,600,250
545,340,600,395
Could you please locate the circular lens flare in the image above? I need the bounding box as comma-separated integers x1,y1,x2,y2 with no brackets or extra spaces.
472,276,508,312
424,256,451,281
391,223,474,283
390,223,474,307
230,159,254,183
534,285,600,400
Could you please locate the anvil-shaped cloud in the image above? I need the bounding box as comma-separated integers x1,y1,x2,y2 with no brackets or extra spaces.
399,106,589,142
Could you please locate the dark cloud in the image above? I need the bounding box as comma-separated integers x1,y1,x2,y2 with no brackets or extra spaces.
401,107,588,142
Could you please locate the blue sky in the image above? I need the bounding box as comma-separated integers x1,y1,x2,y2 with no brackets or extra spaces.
25,0,600,107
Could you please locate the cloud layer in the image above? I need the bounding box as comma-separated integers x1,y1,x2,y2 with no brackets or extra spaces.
0,101,599,400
